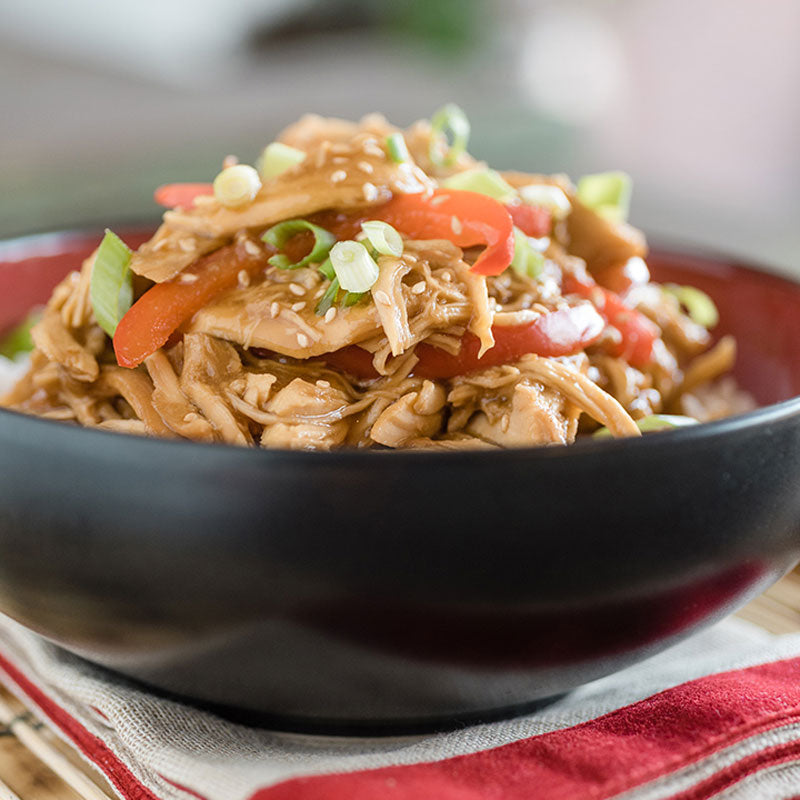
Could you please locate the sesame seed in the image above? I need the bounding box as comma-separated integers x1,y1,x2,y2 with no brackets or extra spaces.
330,170,347,183
374,290,392,306
291,301,306,312
222,154,239,169
316,380,331,389
178,238,196,252
152,238,170,252
501,413,511,433
411,281,426,294
324,307,337,323
179,273,199,284
288,283,305,296
357,160,374,174
362,182,379,202
243,240,261,257
297,333,309,348
362,142,385,158
183,412,200,423
450,215,463,235
430,195,448,206
442,272,453,282
270,302,280,318
237,269,250,288
332,156,348,164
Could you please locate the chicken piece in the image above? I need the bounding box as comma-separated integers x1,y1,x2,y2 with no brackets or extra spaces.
188,283,386,358
370,380,447,447
129,223,226,283
466,380,579,447
180,333,250,445
565,196,647,273
278,112,396,151
31,309,99,382
260,378,350,450
163,134,433,238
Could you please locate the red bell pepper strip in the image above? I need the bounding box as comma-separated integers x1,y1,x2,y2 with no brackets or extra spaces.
506,203,552,238
113,243,265,368
375,189,514,276
563,274,658,367
153,183,214,209
324,304,604,380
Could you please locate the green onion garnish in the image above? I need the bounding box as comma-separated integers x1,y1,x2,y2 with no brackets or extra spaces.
342,291,364,307
519,183,572,220
0,310,41,359
213,164,262,208
258,142,307,180
329,241,379,293
315,275,340,316
576,171,632,223
510,227,545,279
386,133,410,163
361,221,403,257
90,229,133,337
441,168,517,203
663,284,719,329
594,414,698,438
429,103,470,167
263,220,336,271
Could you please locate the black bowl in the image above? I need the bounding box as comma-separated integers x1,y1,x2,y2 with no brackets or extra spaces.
2,229,800,733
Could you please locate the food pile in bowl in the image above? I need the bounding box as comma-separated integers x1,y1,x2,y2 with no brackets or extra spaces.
0,106,753,450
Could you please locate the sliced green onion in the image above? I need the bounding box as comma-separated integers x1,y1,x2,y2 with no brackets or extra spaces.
263,220,336,270
663,284,719,329
361,221,403,257
258,142,306,180
429,103,470,167
441,168,517,203
330,241,379,293
510,227,545,279
0,309,41,359
519,183,572,220
576,171,632,223
342,291,364,307
315,275,340,316
594,414,699,438
386,133,410,163
317,257,336,281
213,164,262,208
90,229,133,337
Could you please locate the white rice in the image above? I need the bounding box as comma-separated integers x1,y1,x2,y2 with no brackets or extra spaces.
0,354,29,397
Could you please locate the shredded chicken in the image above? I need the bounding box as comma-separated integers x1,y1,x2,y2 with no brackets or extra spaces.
2,109,750,450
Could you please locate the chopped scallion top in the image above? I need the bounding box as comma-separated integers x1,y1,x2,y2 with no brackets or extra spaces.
386,133,410,163
329,241,380,293
519,183,572,220
429,103,470,167
90,229,133,337
258,142,306,180
361,221,403,257
510,227,545,279
441,168,516,203
576,171,632,223
594,414,698,438
213,164,262,208
263,220,336,270
0,309,41,359
663,284,719,329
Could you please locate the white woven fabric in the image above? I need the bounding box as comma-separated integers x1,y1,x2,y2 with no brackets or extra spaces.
1,614,800,800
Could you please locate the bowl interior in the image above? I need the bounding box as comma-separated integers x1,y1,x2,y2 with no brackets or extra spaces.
2,228,799,407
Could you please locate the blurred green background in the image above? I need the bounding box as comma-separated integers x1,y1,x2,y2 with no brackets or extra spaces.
1,0,798,272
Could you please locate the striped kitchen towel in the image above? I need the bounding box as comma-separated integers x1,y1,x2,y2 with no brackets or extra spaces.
0,614,800,800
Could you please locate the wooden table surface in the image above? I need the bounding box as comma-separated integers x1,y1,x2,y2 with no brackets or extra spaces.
1,570,800,799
